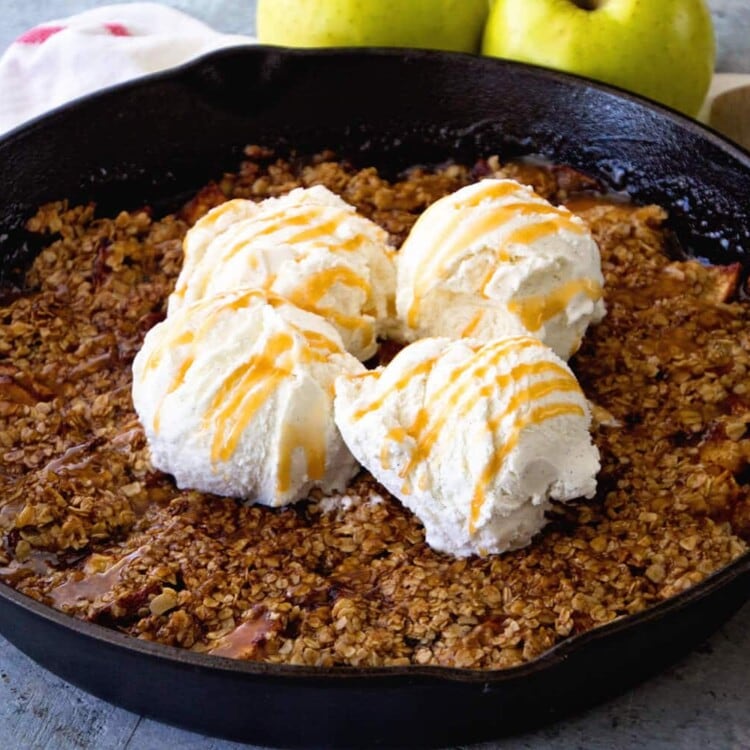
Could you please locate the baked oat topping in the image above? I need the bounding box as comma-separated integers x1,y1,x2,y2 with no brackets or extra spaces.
0,148,747,669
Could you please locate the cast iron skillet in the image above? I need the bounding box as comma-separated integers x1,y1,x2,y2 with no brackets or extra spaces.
1,46,750,748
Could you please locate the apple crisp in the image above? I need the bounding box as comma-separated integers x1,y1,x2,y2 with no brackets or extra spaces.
0,148,747,669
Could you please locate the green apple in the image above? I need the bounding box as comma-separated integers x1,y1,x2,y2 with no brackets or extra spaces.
481,0,715,116
257,0,490,54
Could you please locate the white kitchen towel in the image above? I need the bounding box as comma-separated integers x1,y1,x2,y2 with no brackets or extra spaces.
0,2,254,136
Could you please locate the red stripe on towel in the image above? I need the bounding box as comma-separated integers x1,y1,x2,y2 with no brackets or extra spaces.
104,23,131,37
16,26,66,44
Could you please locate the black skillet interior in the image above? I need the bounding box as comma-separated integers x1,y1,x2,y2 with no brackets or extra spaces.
1,46,750,748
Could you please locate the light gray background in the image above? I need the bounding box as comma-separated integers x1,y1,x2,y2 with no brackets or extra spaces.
1,2,749,749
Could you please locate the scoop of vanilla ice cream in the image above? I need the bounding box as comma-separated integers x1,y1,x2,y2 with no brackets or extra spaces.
396,179,606,360
174,198,262,303
169,186,397,361
133,288,366,506
334,336,600,557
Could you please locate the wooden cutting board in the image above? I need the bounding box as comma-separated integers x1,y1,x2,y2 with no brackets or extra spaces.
700,73,750,150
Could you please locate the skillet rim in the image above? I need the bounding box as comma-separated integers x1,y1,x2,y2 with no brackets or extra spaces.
5,43,750,164
0,552,749,683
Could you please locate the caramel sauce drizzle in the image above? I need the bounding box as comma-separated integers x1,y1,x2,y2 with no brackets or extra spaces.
355,338,534,486
179,205,376,342
150,290,339,492
206,331,295,462
49,547,145,608
351,356,441,421
468,402,585,532
300,329,342,356
454,180,521,207
285,266,373,340
353,337,584,535
200,200,252,227
290,217,358,246
508,278,603,332
172,201,266,301
277,403,327,494
393,342,570,494
224,207,326,257
404,180,586,327
436,204,582,272
183,206,327,302
148,290,273,433
506,218,576,246
0,554,55,584
218,205,366,266
148,330,195,433
208,615,276,659
461,310,485,337
203,327,335,491
143,328,194,374
288,266,371,307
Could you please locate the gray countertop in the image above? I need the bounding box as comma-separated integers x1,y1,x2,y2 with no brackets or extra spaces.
2,2,749,749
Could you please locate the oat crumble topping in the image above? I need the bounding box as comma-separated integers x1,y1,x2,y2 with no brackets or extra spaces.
0,148,747,669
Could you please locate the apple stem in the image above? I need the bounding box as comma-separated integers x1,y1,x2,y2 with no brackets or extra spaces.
571,0,601,9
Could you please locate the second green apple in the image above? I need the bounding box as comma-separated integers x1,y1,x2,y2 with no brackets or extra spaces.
482,0,715,116
257,0,489,54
